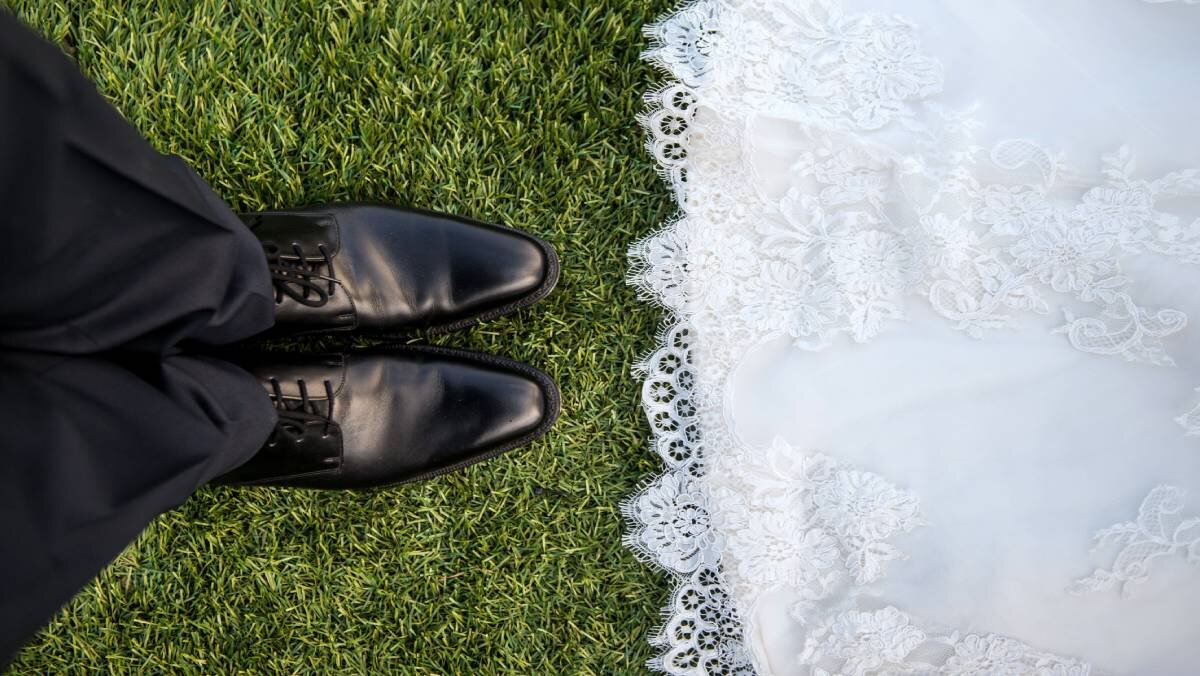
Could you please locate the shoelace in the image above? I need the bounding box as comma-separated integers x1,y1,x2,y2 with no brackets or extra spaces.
265,377,337,447
262,240,341,308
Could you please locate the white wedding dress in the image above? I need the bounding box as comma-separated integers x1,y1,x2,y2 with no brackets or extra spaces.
623,1,1200,674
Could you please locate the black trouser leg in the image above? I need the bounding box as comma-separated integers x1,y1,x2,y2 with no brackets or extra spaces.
0,10,275,355
0,12,279,662
0,351,276,662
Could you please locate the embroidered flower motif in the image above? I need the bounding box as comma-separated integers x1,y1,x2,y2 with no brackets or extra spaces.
1074,185,1155,236
686,183,752,225
738,262,839,339
684,234,759,311
798,607,924,674
839,19,943,128
813,470,923,542
943,634,1031,676
823,607,926,671
745,51,838,113
721,439,838,514
761,437,838,486
717,439,923,587
1010,217,1115,295
628,473,718,574
809,469,924,583
765,188,872,256
793,143,893,207
732,517,838,587
830,230,915,298
973,185,1053,236
919,214,980,270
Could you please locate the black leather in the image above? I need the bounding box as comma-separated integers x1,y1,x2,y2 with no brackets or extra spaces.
212,347,560,489
241,204,559,336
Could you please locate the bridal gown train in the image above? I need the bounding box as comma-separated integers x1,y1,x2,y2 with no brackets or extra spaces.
623,1,1200,674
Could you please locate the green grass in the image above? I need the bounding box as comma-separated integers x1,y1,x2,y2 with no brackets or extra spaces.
4,0,675,672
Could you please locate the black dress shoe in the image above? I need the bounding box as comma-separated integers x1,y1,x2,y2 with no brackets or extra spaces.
212,346,560,489
241,204,559,337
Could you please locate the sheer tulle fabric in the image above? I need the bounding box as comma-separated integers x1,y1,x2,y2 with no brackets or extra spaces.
625,1,1200,674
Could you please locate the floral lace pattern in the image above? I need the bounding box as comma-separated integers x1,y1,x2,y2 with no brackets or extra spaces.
626,472,720,574
638,1,1200,356
939,144,1200,364
1070,486,1200,598
710,438,924,596
798,606,1094,676
626,0,1200,673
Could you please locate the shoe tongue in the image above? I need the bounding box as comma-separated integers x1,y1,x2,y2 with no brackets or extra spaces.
247,353,347,400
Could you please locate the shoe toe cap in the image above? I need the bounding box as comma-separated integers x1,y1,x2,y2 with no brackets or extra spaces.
448,361,554,451
447,225,557,317
358,352,559,483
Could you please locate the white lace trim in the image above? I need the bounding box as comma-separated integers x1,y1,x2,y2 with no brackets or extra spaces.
625,0,1198,673
1070,486,1200,598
